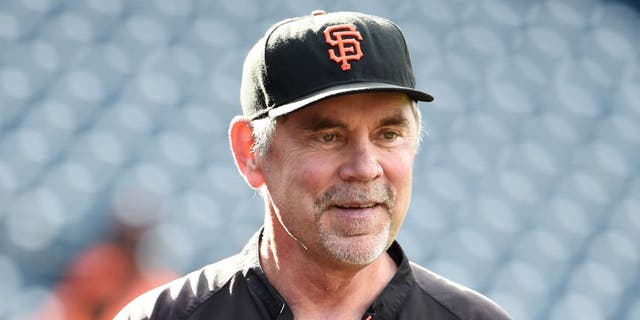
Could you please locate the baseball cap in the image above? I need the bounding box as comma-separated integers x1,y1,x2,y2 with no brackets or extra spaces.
240,10,434,120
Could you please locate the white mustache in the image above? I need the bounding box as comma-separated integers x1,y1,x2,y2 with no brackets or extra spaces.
314,183,395,212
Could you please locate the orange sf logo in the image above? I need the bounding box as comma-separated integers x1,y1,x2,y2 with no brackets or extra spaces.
324,24,364,71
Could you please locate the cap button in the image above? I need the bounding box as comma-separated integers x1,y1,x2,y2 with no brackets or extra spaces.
311,9,326,16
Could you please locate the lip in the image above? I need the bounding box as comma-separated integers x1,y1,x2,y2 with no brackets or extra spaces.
330,204,380,219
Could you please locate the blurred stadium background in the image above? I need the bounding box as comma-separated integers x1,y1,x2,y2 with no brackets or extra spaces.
1,0,639,319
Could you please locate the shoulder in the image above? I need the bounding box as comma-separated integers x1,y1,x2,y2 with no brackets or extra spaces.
114,255,244,320
409,262,512,320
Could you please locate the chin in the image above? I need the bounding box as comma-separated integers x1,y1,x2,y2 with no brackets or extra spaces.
320,228,390,266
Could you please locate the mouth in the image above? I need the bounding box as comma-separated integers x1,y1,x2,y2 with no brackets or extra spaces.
329,203,384,221
326,203,388,237
333,202,379,210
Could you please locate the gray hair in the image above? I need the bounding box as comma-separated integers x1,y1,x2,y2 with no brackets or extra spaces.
250,101,423,159
250,115,279,159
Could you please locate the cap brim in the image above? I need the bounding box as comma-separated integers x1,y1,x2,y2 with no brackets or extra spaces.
267,82,434,118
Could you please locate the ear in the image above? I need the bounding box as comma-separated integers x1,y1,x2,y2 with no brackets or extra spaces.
229,116,265,189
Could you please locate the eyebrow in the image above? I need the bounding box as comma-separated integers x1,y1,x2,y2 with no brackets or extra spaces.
299,109,411,132
300,117,348,132
378,110,411,129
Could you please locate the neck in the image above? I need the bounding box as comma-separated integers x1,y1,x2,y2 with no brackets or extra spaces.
259,214,397,320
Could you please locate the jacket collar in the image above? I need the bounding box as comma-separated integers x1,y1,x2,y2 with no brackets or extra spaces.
238,228,414,319
240,230,291,318
369,241,414,318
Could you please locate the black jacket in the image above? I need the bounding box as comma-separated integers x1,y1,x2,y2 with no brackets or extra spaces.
116,231,511,319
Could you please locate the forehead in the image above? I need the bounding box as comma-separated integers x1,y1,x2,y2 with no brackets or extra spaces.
283,92,415,126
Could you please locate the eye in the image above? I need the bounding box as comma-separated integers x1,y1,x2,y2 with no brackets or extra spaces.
309,130,344,146
321,133,336,142
381,131,398,141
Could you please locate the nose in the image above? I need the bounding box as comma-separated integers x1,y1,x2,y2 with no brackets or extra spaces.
338,141,383,182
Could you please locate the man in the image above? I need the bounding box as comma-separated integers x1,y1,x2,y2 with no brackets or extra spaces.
116,10,511,320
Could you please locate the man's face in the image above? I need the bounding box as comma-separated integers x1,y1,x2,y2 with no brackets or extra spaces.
259,92,419,266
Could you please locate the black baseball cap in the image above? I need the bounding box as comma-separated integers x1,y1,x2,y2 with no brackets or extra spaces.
240,10,434,120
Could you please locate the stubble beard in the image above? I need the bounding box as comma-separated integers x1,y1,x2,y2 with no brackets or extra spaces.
313,183,395,265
